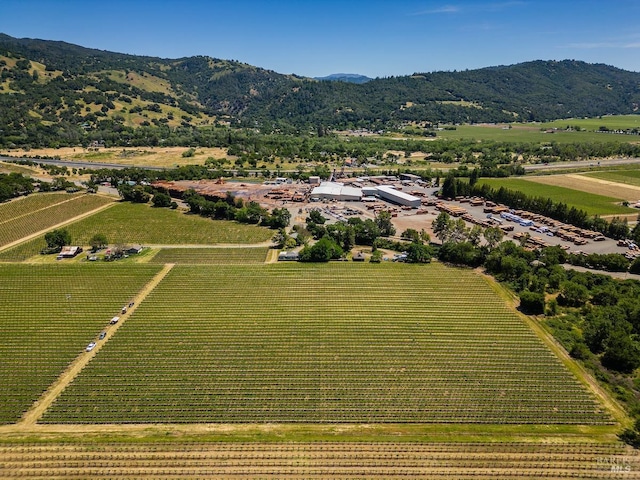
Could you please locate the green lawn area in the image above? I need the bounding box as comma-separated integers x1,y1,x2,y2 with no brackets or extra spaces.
478,178,635,216
0,263,161,424
42,263,612,425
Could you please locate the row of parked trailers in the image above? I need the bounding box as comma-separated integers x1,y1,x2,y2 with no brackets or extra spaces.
508,209,605,243
440,197,607,246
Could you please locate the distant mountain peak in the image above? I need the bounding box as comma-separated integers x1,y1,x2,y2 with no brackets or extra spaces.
314,73,372,84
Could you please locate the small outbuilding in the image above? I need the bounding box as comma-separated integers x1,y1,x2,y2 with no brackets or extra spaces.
278,251,300,261
125,244,144,255
56,246,83,260
352,251,366,262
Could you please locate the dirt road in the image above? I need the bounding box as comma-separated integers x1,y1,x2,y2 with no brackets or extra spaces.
17,264,175,428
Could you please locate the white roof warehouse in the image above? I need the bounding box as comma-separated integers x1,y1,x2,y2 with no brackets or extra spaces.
375,185,421,208
310,182,362,201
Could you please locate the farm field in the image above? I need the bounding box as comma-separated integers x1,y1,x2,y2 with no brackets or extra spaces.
539,114,640,131
525,173,640,204
478,177,637,216
0,193,114,249
0,192,83,223
149,247,269,264
0,146,229,168
0,263,162,424
60,202,274,245
436,123,637,143
43,263,612,425
1,440,638,478
0,202,273,262
584,169,640,189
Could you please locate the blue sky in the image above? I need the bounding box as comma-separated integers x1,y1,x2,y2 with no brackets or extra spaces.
1,0,639,78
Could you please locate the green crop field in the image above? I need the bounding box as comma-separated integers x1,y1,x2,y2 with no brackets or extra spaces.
0,193,113,249
478,178,636,216
0,237,47,262
0,263,161,424
42,263,611,425
436,124,637,143
61,202,273,245
584,169,640,188
540,114,640,131
150,247,269,264
0,192,82,223
0,202,273,262
434,115,640,143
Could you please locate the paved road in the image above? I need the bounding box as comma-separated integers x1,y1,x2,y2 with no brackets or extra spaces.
562,264,640,280
0,156,166,171
524,157,640,172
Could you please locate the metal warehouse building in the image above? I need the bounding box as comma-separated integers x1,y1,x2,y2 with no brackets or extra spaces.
375,185,421,208
310,182,362,201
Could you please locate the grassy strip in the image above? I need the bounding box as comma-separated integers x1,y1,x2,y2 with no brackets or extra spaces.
437,124,638,143
0,422,622,445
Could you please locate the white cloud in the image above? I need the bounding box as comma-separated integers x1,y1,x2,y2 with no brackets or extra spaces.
412,1,525,16
412,5,461,15
562,41,640,50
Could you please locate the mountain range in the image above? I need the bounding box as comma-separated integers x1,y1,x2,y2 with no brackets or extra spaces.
314,74,373,84
1,33,640,148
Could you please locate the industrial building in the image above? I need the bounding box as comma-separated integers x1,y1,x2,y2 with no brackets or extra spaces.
310,182,362,201
399,173,421,182
375,185,421,208
309,182,421,207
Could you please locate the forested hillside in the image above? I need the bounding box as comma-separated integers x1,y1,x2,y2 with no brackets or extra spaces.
1,33,640,148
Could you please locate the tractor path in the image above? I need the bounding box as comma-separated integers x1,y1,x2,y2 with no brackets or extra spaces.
17,263,175,428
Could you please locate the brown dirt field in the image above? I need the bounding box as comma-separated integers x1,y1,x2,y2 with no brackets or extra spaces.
0,440,638,478
527,173,640,202
0,146,229,168
391,210,440,240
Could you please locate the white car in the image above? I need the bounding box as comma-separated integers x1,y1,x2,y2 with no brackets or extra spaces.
86,342,96,352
